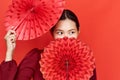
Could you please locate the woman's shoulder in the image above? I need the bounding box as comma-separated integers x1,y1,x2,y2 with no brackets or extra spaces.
24,48,44,59
28,48,44,54
29,48,44,53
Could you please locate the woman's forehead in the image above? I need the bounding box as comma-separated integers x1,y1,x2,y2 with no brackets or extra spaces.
54,19,77,31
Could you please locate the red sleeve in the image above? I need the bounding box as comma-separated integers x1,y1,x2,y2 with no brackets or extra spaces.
0,60,17,80
15,48,44,80
33,64,45,80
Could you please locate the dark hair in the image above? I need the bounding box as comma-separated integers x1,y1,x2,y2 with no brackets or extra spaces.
51,9,80,33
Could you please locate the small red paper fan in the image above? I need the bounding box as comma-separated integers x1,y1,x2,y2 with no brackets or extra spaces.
40,38,95,80
5,0,65,40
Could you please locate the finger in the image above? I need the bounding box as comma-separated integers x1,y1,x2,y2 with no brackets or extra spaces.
6,30,16,37
12,40,15,43
10,35,16,41
11,38,16,43
9,30,16,36
6,35,16,42
5,30,16,39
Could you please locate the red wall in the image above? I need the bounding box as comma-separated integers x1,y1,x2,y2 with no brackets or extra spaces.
1,0,120,80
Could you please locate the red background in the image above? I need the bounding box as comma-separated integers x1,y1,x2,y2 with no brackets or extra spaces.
0,0,120,80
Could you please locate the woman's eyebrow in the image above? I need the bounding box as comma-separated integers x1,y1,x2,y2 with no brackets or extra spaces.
68,29,76,31
55,29,63,31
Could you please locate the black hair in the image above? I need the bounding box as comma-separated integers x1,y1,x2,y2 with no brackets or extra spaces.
51,9,80,33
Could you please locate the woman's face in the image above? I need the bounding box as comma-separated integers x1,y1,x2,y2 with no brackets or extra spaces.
53,19,79,39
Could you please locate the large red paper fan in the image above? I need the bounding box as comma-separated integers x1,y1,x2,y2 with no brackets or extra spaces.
40,38,95,80
5,0,65,40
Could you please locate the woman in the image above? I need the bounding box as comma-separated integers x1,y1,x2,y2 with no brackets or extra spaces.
0,9,96,80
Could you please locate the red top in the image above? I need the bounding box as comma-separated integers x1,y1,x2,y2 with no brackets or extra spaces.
0,48,96,80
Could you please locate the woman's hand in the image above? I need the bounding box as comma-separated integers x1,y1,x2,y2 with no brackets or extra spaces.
4,30,16,61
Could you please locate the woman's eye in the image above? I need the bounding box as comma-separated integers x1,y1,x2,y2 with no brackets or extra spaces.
69,31,75,35
56,32,63,35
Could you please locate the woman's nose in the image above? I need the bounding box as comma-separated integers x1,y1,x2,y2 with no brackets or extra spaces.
63,33,68,38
